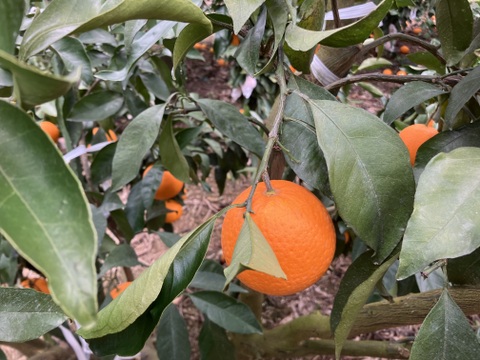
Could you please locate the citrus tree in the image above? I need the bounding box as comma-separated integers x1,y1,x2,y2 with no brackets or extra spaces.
1,0,480,359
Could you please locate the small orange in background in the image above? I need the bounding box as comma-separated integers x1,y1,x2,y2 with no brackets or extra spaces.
396,70,407,76
399,45,410,54
193,42,207,50
399,124,439,165
412,27,422,35
164,200,183,223
40,121,60,142
382,68,393,75
92,127,117,142
221,180,336,296
143,165,184,201
110,282,132,299
230,34,240,46
21,277,50,294
216,58,227,67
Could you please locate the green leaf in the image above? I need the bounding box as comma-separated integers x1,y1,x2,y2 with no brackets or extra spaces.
224,213,286,287
397,147,480,279
98,20,177,82
282,76,334,194
285,0,393,51
51,37,94,85
331,250,398,359
310,100,414,262
20,0,212,59
68,91,124,122
98,244,143,278
91,143,117,186
435,0,473,65
224,0,265,34
355,57,392,72
414,121,480,181
189,291,262,334
0,101,97,326
78,213,217,352
111,104,165,192
0,50,80,109
448,247,480,285
197,99,265,158
0,0,25,54
0,288,68,342
383,82,448,125
444,66,480,128
407,51,445,75
156,304,191,360
199,318,235,360
125,182,146,233
173,22,213,74
159,117,190,183
410,289,480,360
235,6,267,75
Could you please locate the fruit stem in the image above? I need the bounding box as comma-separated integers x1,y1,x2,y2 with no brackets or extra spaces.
245,46,289,212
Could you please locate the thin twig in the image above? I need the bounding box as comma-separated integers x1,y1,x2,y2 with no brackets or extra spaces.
330,0,341,29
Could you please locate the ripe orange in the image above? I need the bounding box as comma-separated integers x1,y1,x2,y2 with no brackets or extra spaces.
412,27,422,35
216,58,227,67
143,165,184,201
92,127,117,142
221,180,336,296
193,42,207,50
382,68,393,75
21,277,50,294
399,124,439,165
165,200,183,223
110,282,131,299
399,45,410,54
396,70,407,76
40,121,60,142
230,34,240,46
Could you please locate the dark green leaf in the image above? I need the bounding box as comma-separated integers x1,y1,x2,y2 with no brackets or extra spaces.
0,101,97,326
125,182,146,233
407,52,445,75
109,209,135,243
414,121,480,181
331,250,398,359
158,232,181,247
97,21,177,82
383,82,448,125
0,288,68,342
173,22,213,73
91,143,117,186
235,6,267,75
398,147,480,279
190,291,262,334
410,289,480,360
0,348,5,360
90,205,107,251
0,50,80,109
139,71,170,102
199,318,235,360
285,0,393,51
51,37,94,85
0,0,25,54
197,99,265,158
448,247,480,285
310,100,414,262
68,91,123,122
20,0,212,59
78,214,217,356
111,104,165,191
224,0,265,34
444,66,480,127
98,244,143,278
159,117,190,183
435,0,473,65
156,304,191,360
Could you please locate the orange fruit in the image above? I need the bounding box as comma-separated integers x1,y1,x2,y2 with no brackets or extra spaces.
21,277,50,294
399,124,439,165
92,127,117,142
165,200,183,223
289,64,297,73
396,70,407,76
216,58,227,67
221,180,336,296
110,282,131,299
382,68,393,75
193,42,206,50
230,34,240,46
412,27,422,35
143,165,184,201
40,121,60,142
399,45,410,54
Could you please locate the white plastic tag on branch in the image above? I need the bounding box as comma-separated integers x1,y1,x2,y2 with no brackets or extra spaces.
63,142,112,163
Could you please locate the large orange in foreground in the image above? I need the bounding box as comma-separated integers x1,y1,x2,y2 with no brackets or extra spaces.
221,180,336,296
399,124,438,165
